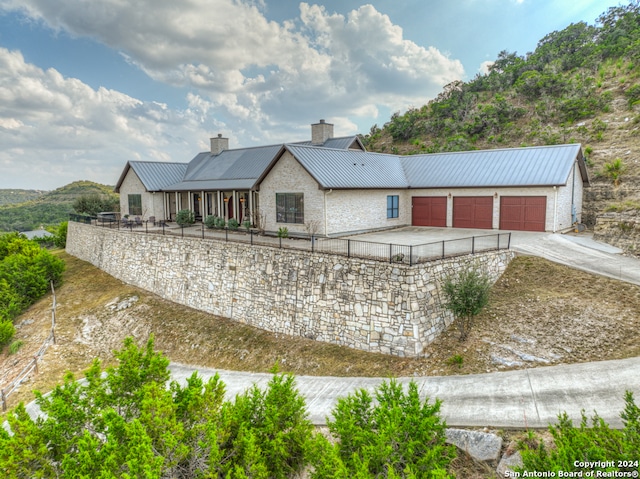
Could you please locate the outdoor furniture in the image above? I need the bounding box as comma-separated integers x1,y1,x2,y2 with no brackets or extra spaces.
149,216,156,226
134,216,142,227
121,218,130,228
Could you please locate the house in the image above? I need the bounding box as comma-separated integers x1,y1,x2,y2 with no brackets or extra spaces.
115,120,589,235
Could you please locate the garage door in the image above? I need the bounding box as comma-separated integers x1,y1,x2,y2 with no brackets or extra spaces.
500,196,546,232
412,197,447,227
452,196,493,229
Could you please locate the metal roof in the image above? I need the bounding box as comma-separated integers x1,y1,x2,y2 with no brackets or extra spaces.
161,179,256,192
293,135,364,150
283,143,584,190
124,161,188,192
285,145,408,188
401,144,584,188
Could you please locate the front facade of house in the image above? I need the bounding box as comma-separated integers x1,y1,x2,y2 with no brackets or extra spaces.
115,120,589,235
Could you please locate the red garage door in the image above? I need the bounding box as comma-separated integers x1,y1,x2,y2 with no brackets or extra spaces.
412,197,447,227
500,196,546,232
453,196,493,229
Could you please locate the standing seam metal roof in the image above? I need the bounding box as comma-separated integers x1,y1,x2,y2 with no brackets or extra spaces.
284,143,583,189
128,161,188,192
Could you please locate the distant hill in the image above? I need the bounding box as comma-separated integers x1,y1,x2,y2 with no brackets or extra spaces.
0,189,48,206
0,181,118,232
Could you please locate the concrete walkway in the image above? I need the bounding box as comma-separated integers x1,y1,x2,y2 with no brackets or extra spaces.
167,357,640,428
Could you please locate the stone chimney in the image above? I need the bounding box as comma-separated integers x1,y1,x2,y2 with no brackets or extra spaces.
210,133,229,155
311,119,334,145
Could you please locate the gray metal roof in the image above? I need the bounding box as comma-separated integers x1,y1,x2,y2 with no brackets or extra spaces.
285,145,408,188
283,143,584,189
126,161,188,192
161,179,256,192
293,136,364,150
401,144,584,188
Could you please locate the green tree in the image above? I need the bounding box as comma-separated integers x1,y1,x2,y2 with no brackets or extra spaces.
518,391,640,475
312,379,455,478
72,193,119,216
442,267,492,341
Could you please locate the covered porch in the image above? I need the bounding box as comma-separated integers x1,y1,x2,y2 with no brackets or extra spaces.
164,189,258,224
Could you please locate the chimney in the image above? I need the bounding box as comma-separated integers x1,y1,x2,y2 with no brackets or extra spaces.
311,119,334,145
210,133,229,155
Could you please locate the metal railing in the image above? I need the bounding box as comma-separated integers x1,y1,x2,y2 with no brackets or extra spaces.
70,214,511,266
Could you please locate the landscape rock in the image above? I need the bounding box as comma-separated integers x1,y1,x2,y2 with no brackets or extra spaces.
445,428,503,463
497,448,524,477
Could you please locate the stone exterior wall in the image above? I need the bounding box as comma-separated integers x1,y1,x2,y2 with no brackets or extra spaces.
67,222,514,357
119,168,165,221
325,189,409,236
259,151,326,235
583,178,640,227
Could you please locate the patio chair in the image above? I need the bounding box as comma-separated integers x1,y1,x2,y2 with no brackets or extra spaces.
121,218,129,228
149,216,156,226
134,216,142,227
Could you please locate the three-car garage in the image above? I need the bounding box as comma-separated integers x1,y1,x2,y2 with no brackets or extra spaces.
411,195,548,232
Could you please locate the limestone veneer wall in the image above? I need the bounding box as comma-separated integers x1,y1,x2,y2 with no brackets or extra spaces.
67,222,514,357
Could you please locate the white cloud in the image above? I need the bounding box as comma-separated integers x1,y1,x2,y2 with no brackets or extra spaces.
0,0,464,129
0,48,208,189
479,60,494,75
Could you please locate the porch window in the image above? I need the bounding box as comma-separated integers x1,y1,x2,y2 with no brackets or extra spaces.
128,194,142,216
276,193,304,224
387,195,399,218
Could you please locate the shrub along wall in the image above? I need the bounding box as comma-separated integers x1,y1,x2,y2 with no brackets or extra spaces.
67,222,514,357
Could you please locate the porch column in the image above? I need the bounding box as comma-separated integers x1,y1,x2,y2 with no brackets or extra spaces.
201,190,205,217
175,192,179,213
248,190,254,225
233,190,237,221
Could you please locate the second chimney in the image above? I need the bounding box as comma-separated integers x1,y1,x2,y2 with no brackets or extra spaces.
311,119,334,145
210,133,229,155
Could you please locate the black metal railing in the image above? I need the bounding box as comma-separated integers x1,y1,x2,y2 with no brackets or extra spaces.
70,214,511,265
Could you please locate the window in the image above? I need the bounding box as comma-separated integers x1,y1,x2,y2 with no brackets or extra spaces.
276,193,304,223
128,194,142,216
387,195,399,218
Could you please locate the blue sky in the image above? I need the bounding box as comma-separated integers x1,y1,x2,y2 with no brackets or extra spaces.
0,0,623,190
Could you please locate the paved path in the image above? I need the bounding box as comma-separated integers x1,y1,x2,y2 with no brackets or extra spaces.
168,357,640,428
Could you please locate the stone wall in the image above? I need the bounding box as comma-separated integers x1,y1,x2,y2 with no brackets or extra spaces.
66,222,514,357
583,178,640,227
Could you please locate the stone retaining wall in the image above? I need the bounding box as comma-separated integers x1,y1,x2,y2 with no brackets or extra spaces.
66,222,514,357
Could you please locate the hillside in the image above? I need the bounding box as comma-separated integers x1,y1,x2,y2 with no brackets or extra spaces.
363,3,640,220
0,181,118,232
0,189,47,206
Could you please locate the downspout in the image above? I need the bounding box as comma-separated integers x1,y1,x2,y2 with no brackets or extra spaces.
553,186,558,233
324,189,333,236
571,162,577,224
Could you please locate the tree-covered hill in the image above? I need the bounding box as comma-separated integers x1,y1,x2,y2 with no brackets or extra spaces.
363,2,640,181
0,189,47,206
0,181,118,232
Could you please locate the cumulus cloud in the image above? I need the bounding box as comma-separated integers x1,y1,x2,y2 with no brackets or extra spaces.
0,48,208,189
0,0,467,188
0,0,463,130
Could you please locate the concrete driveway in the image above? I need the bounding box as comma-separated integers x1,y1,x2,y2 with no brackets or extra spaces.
349,227,640,286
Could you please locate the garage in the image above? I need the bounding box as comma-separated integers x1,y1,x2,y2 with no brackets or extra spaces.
499,196,546,231
452,196,493,229
412,197,447,227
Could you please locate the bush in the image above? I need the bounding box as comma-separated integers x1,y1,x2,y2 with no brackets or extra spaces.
204,215,217,229
312,379,455,478
442,267,492,341
604,158,626,186
0,319,15,347
175,209,195,227
214,216,226,229
54,222,67,249
8,339,23,355
518,391,640,475
242,219,252,231
277,227,289,238
227,218,239,230
72,193,119,216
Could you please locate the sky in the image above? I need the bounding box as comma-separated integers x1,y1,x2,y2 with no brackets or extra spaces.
0,0,625,190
